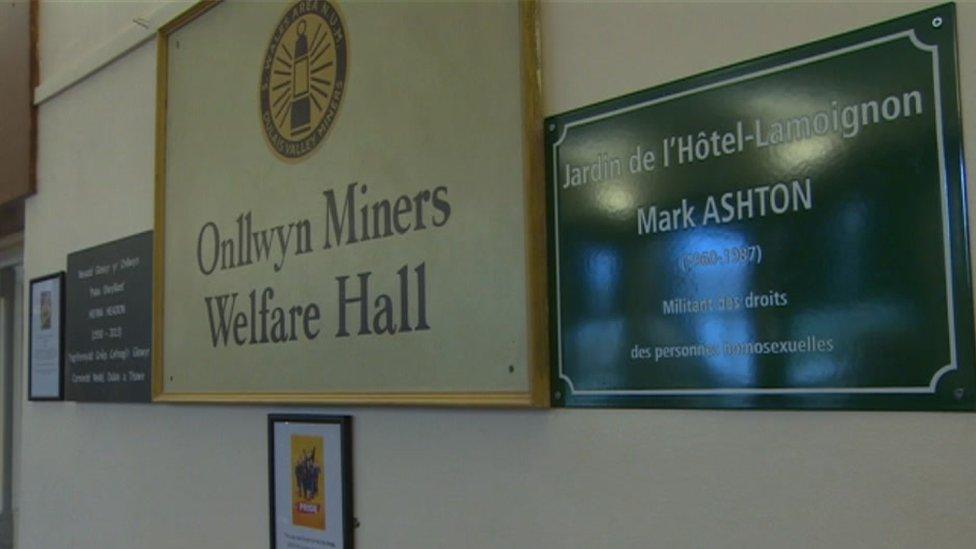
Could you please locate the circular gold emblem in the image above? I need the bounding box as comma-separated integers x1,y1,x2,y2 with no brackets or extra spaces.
260,0,347,161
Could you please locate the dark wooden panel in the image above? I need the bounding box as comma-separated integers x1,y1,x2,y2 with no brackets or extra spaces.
0,0,36,206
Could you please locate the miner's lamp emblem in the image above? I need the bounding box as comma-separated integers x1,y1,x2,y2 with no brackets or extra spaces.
260,0,347,161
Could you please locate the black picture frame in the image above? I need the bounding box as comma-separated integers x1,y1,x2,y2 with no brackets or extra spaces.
28,271,65,401
268,414,354,549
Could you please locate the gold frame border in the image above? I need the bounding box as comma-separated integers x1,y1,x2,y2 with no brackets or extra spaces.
153,0,549,407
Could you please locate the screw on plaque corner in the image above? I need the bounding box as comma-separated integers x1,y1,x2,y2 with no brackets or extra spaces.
932,16,943,28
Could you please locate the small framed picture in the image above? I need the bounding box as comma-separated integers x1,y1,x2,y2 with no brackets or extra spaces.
29,272,65,401
269,414,354,549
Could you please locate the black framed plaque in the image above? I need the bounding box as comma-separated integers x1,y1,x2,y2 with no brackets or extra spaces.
269,414,354,549
547,4,974,409
29,272,64,401
65,231,153,402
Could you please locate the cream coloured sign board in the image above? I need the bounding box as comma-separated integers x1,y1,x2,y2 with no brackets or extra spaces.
154,0,547,405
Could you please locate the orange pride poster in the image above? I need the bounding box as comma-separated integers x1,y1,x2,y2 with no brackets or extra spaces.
291,435,326,530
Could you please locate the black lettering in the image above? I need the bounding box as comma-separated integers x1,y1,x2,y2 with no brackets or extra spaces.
204,293,238,346
412,189,431,230
323,183,359,249
415,262,429,330
393,195,412,234
431,186,451,227
197,222,220,275
303,303,321,340
371,199,393,238
335,272,372,337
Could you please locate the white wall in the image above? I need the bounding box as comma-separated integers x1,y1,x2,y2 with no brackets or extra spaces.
19,2,976,548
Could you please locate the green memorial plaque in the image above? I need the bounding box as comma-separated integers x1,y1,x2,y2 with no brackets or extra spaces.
547,4,974,409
